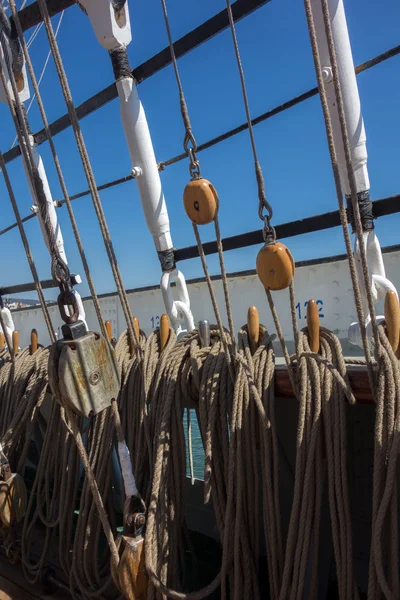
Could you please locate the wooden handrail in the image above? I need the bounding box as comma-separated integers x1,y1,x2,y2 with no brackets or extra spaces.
275,364,373,404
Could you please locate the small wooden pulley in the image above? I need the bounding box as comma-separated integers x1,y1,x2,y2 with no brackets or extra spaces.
384,290,400,353
256,242,294,291
0,460,27,528
183,178,218,225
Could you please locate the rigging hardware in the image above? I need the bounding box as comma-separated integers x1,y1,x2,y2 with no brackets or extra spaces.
48,321,120,418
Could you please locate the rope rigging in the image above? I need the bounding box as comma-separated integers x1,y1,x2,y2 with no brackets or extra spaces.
0,2,397,600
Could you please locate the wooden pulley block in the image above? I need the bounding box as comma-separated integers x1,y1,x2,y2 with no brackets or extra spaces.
112,533,147,600
0,333,4,350
183,178,218,225
384,291,400,353
256,242,294,291
306,299,320,353
48,320,120,418
111,496,148,600
0,461,27,528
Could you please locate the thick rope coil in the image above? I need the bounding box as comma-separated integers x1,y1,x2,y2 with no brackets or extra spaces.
142,323,277,600
368,325,400,600
279,327,357,600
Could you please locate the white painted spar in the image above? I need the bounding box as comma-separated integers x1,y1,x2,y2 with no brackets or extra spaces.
310,0,398,346
117,77,173,252
116,76,195,333
22,139,87,326
78,0,132,51
310,0,369,195
10,248,400,354
23,140,67,263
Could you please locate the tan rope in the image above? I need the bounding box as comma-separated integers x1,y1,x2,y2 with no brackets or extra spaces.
368,326,400,599
279,327,357,600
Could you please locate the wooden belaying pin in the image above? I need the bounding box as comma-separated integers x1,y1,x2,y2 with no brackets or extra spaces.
129,317,141,358
247,306,260,355
256,241,295,291
384,290,400,353
105,320,113,343
30,329,38,354
12,331,19,358
307,299,320,353
133,317,140,342
183,178,218,225
160,314,169,352
0,332,4,350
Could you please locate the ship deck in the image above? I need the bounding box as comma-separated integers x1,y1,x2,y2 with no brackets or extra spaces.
0,554,69,600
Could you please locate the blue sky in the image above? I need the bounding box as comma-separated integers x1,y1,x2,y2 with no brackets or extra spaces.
0,0,399,301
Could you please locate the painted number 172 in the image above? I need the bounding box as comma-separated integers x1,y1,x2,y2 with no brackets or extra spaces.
295,300,324,320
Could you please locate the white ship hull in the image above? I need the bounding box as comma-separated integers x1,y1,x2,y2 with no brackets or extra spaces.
11,245,399,353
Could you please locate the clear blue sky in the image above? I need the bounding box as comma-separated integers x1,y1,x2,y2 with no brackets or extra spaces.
0,0,399,301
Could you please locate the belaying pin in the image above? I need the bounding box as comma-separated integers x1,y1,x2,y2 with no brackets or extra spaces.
198,320,211,348
384,290,400,354
183,178,218,225
256,241,295,291
306,300,320,353
12,331,19,358
247,307,260,355
160,314,170,351
30,329,38,354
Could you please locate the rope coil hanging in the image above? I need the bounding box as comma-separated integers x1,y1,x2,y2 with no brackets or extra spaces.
0,2,396,600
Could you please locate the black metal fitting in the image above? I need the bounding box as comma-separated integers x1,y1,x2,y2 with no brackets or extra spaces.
158,248,176,272
61,320,87,341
